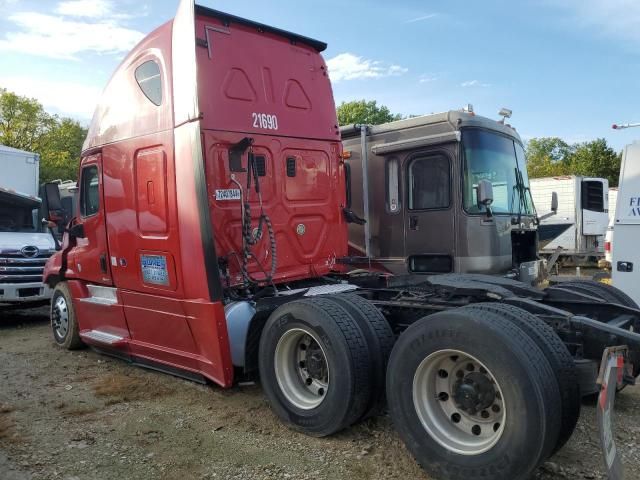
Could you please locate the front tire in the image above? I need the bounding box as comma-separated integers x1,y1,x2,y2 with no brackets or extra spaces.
51,282,83,350
258,297,372,437
387,307,561,480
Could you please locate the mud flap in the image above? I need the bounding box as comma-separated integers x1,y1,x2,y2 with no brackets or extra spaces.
596,346,626,480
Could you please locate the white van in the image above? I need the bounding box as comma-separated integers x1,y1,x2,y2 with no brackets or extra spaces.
612,142,640,303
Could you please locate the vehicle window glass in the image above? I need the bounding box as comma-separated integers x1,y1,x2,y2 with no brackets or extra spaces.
408,156,450,210
80,166,99,217
135,60,162,106
463,130,534,215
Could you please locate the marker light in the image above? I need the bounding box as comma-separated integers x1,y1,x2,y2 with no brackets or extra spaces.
499,108,512,119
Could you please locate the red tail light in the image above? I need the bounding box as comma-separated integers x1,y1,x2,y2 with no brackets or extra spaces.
605,241,611,253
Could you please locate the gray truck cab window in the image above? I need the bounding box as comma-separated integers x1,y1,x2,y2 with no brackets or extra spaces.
80,166,100,217
408,156,450,210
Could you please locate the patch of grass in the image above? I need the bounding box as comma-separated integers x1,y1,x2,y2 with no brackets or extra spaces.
93,373,174,405
0,412,21,443
62,405,100,417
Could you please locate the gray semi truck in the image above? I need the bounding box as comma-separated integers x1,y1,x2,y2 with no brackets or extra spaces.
341,107,555,284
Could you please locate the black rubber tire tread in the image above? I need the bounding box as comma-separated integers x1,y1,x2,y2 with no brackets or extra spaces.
258,297,372,436
329,293,395,419
387,307,562,480
51,282,84,350
554,280,640,383
464,303,580,454
558,280,639,308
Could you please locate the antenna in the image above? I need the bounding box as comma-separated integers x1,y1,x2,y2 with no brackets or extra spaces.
612,122,640,130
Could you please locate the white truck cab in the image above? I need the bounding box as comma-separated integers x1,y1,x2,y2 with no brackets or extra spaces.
0,145,57,306
612,141,640,303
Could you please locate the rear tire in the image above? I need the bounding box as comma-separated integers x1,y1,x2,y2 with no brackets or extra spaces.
258,297,372,436
464,303,580,454
386,307,561,480
329,293,394,419
51,282,83,350
550,280,640,381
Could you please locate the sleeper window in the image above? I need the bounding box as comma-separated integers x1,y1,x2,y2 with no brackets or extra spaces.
408,156,450,210
80,166,100,217
135,60,162,106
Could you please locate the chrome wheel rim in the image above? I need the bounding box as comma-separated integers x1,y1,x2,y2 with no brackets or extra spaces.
413,349,506,455
52,295,69,339
274,328,329,410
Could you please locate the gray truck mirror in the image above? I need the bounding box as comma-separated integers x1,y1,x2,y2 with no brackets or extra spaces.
477,179,494,207
551,191,558,212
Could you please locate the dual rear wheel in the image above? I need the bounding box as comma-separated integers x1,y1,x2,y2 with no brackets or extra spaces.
260,296,578,480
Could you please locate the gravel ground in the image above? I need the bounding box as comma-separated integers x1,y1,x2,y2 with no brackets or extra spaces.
1,306,640,480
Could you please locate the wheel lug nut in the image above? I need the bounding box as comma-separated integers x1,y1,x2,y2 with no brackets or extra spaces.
481,410,489,419
438,369,448,379
472,425,481,436
437,392,449,402
451,413,461,424
492,404,500,413
466,363,474,372
305,378,313,386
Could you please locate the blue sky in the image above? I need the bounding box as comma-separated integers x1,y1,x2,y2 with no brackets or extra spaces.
0,0,638,150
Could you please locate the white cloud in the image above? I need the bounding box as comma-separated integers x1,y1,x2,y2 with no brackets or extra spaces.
405,13,437,23
461,79,491,88
0,1,145,60
419,74,438,84
326,53,408,83
0,75,101,119
550,0,640,44
55,0,113,18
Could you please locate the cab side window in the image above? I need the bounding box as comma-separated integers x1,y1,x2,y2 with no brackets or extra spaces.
80,165,100,217
408,156,450,210
135,60,162,106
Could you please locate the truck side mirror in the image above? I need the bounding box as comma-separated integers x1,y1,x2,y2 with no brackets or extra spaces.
68,223,86,239
477,179,494,207
551,191,558,212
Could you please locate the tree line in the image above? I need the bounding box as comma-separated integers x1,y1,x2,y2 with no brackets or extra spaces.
337,100,622,187
0,88,86,183
0,91,624,187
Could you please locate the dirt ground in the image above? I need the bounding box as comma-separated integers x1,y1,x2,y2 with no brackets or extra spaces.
1,306,640,480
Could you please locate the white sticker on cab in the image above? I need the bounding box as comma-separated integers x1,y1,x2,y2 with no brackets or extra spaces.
215,189,241,201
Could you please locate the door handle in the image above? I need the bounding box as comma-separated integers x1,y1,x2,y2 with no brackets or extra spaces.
99,253,108,274
617,261,633,273
410,215,419,230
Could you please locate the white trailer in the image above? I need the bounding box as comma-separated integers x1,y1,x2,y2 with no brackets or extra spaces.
529,175,609,263
0,144,56,306
612,142,640,303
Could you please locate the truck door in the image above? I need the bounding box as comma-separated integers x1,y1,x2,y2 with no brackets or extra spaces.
403,151,455,273
73,154,113,285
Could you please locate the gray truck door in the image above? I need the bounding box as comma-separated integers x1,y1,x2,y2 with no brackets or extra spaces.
403,151,455,273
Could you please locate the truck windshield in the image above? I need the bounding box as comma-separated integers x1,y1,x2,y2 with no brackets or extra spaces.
0,205,37,232
462,129,534,215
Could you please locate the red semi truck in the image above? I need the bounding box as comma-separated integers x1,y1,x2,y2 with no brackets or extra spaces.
44,1,639,479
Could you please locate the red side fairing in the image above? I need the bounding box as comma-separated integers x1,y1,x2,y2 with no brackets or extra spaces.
195,12,347,286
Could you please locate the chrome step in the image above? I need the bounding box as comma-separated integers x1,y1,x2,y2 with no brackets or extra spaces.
81,330,125,345
78,285,118,306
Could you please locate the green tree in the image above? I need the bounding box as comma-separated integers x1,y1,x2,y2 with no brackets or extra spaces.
569,138,621,187
336,99,403,126
0,88,86,183
525,137,573,178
